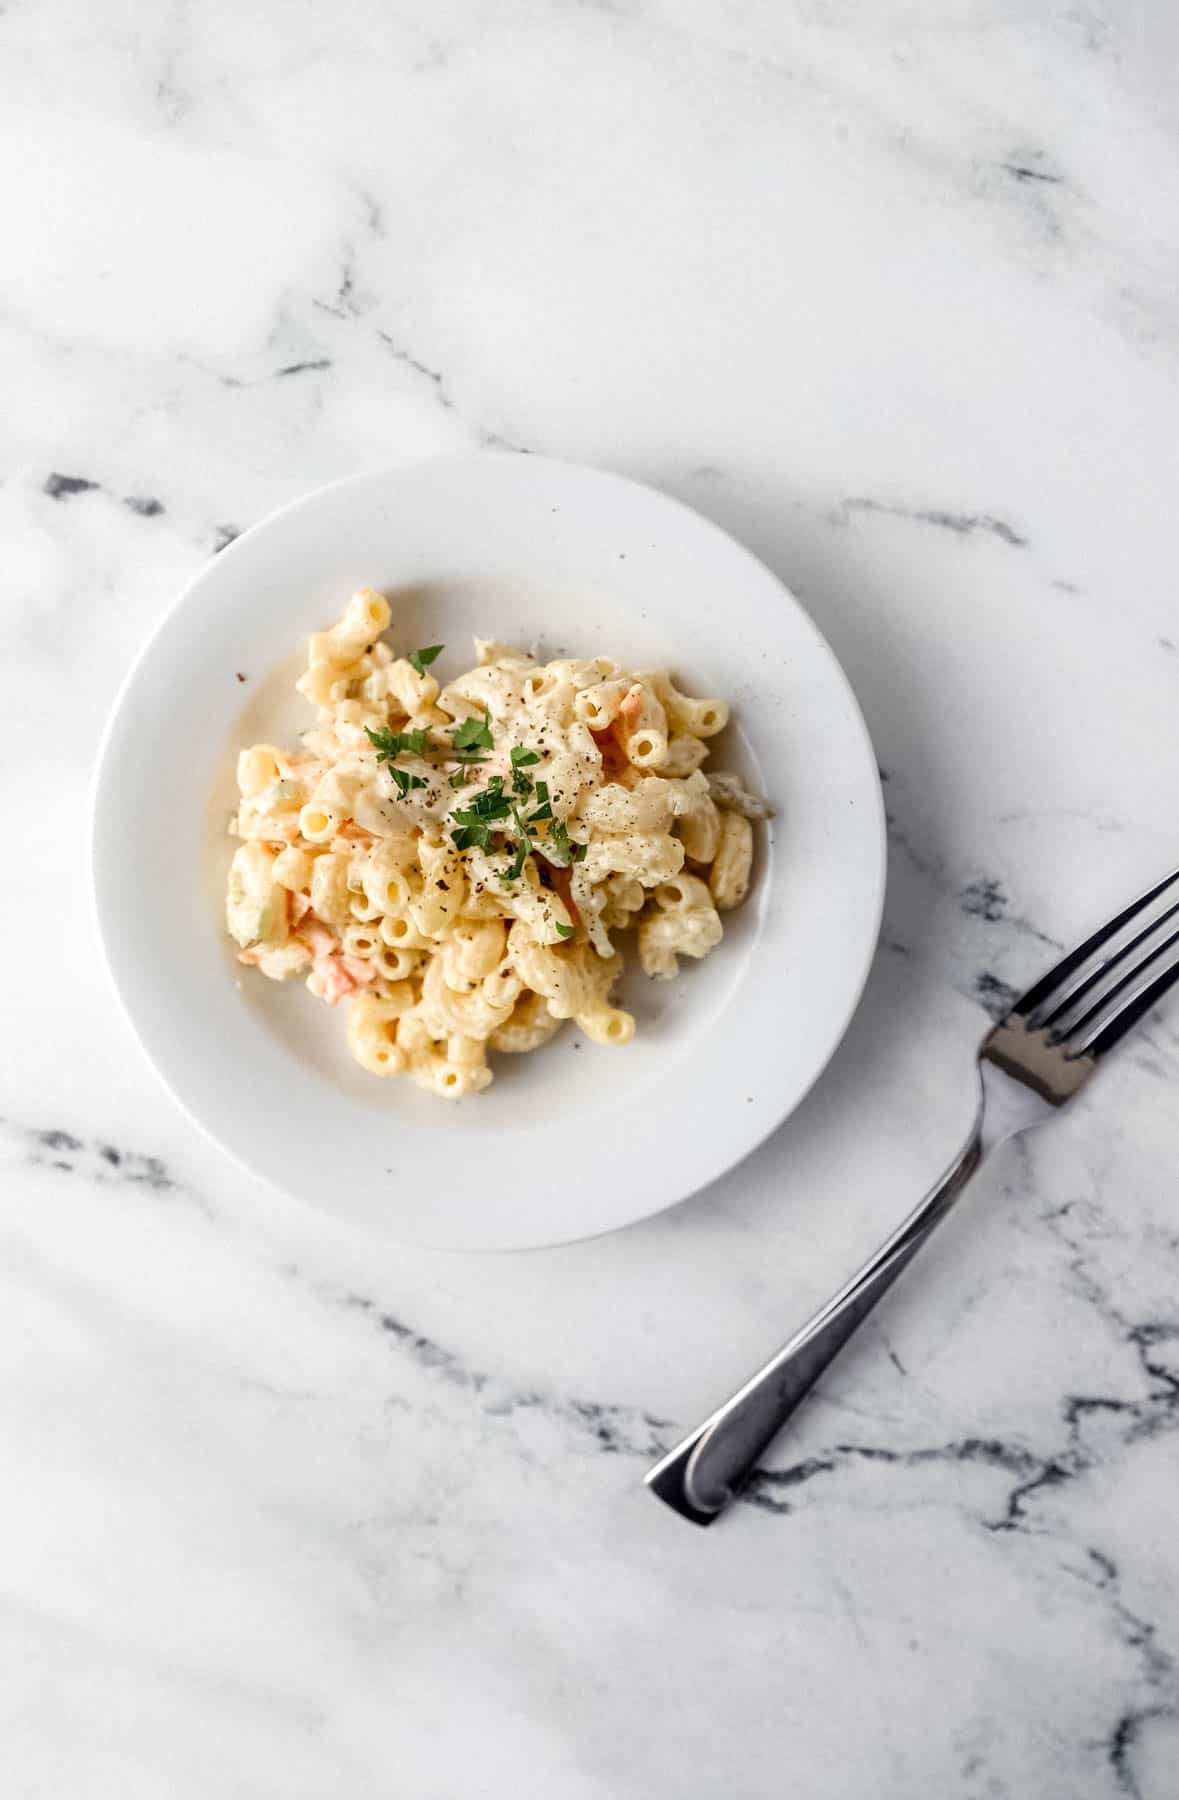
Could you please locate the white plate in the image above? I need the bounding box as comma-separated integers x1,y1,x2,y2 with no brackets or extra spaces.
92,456,883,1250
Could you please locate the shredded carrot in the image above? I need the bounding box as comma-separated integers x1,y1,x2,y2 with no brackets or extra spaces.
549,864,580,925
591,727,629,778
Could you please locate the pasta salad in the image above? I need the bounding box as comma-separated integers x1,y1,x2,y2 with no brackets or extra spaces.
225,589,769,1098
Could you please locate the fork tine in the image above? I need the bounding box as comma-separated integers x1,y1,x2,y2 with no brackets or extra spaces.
1050,919,1179,1044
1074,943,1179,1059
1031,896,1179,1032
1016,865,1179,1026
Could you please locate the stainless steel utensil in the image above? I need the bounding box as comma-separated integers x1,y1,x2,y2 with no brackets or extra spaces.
647,865,1179,1525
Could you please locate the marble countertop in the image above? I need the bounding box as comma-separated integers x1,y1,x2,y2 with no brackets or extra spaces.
5,4,1179,1794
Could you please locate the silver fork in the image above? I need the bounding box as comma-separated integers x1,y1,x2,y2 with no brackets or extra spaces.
646,864,1179,1525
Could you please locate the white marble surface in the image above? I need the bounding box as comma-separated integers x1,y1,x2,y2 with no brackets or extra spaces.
4,3,1179,1793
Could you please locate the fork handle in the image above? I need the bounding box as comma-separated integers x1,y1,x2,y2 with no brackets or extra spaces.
645,1125,984,1525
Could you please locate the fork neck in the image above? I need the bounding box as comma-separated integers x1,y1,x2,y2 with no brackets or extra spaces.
978,1055,1052,1152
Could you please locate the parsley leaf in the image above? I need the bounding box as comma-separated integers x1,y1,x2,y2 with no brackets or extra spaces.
365,726,402,762
545,819,574,865
499,836,530,884
534,779,550,805
389,765,427,797
542,821,585,867
452,714,494,752
510,751,539,798
459,777,510,822
497,800,536,884
510,798,534,838
450,776,517,856
407,644,444,676
366,725,435,762
555,921,574,939
527,801,553,823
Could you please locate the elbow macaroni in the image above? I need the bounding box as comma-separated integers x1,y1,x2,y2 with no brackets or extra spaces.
225,589,769,1097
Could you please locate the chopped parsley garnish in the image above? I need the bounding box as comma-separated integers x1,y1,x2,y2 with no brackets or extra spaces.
408,644,444,676
446,760,582,885
492,800,537,884
366,726,400,761
458,777,510,822
451,714,494,752
366,725,434,761
555,921,574,939
396,727,433,755
449,778,513,852
510,798,535,839
545,819,574,865
448,769,473,789
499,836,530,884
388,765,427,797
510,747,540,797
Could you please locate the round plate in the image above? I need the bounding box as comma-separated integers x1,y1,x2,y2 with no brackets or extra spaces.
91,456,883,1250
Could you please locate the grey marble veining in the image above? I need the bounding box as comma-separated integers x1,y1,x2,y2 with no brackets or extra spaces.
4,2,1179,1795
